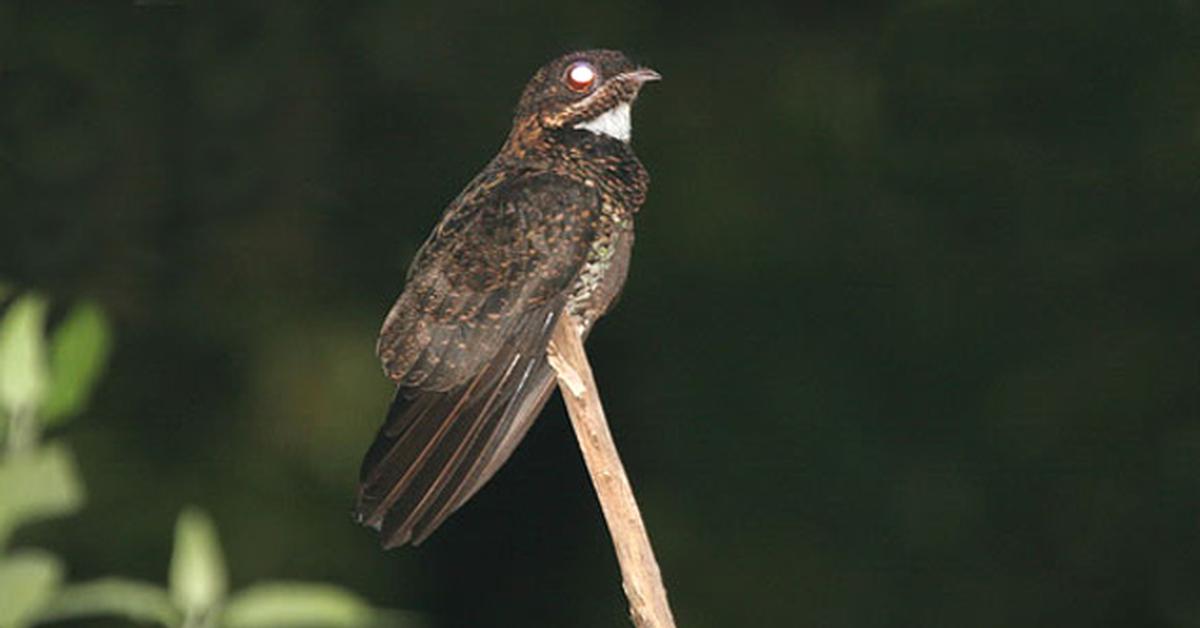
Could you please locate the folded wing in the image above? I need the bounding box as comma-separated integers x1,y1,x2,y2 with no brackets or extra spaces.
355,171,598,547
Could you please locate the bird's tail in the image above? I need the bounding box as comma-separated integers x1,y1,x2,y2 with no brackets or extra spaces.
353,309,561,548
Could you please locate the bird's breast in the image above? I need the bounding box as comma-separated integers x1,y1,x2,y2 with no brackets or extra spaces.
566,204,634,329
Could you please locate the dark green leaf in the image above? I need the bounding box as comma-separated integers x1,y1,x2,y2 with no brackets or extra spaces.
42,303,112,425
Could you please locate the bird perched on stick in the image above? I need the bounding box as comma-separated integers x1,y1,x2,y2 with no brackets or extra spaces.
354,49,660,548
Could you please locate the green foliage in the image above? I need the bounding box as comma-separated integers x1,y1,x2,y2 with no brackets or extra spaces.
223,583,409,628
0,444,84,547
0,295,111,452
42,303,112,425
0,292,416,628
0,550,63,628
0,296,50,436
170,508,229,624
35,579,181,627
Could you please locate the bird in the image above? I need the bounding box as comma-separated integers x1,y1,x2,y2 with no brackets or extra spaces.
353,49,660,549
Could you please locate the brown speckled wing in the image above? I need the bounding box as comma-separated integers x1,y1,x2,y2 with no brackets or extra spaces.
355,171,598,547
376,170,597,390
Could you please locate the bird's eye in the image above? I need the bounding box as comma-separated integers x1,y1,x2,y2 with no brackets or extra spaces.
564,61,597,93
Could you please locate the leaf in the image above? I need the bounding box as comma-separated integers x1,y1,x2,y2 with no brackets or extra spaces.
42,302,112,425
169,507,228,617
31,578,180,627
0,295,49,420
0,443,85,547
222,582,420,628
0,549,64,628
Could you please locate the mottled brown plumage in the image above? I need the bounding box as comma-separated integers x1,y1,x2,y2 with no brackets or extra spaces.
354,50,659,548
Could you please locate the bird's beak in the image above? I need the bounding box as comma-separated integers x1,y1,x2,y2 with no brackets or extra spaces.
624,68,662,84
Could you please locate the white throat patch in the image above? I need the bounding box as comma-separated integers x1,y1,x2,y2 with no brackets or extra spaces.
574,102,632,142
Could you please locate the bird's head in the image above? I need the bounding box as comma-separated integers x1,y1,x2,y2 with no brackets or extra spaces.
512,49,660,144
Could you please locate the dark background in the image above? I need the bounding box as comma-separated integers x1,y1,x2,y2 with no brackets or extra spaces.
3,1,1198,626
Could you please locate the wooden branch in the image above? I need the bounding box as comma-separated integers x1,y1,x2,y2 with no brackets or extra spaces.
547,315,677,628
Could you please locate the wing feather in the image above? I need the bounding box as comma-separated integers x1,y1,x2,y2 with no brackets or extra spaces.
355,171,598,547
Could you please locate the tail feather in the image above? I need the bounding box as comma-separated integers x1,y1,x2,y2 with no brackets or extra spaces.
354,308,561,548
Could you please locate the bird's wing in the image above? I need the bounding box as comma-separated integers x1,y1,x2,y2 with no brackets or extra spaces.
356,171,599,548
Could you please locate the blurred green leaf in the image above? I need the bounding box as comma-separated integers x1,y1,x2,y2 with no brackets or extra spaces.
0,549,64,628
0,443,84,547
169,508,228,618
0,295,49,421
31,578,180,627
42,303,112,425
222,583,417,628
0,282,10,301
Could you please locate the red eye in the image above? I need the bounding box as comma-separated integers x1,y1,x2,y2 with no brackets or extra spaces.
564,61,597,92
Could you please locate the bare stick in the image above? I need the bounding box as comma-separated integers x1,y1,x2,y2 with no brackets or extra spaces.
547,315,677,628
